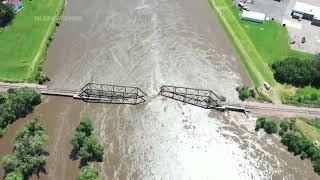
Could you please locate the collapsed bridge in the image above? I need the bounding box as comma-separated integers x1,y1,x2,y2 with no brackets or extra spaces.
0,82,246,112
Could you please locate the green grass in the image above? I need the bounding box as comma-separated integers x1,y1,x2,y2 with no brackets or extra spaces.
208,0,313,88
0,0,65,82
281,86,320,108
295,118,320,142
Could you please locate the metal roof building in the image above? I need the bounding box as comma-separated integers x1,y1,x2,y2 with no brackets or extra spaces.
241,11,266,23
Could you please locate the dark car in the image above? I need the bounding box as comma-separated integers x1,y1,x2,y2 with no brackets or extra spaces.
301,37,306,43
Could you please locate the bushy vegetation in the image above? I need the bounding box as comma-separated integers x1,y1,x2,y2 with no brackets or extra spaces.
1,118,48,179
78,165,99,180
236,85,256,101
272,55,320,88
0,3,15,27
255,117,278,134
0,88,41,137
279,120,320,174
35,73,50,85
282,86,320,108
71,117,104,165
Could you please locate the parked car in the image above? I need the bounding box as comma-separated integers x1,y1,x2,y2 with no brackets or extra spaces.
301,37,306,43
243,7,250,11
264,82,271,90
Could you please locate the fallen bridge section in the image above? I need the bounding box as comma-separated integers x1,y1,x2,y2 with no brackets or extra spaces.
159,85,225,109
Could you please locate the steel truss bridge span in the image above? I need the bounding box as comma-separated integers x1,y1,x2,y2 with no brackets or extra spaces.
76,83,147,104
159,85,224,109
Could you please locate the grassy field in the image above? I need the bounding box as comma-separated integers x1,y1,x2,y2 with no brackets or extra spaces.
295,118,320,142
0,0,65,82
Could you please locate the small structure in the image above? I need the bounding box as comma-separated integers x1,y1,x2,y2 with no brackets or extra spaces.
292,2,319,21
8,0,22,13
241,11,266,23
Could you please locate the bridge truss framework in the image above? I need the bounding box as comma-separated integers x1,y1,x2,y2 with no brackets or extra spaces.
77,83,147,105
159,85,224,109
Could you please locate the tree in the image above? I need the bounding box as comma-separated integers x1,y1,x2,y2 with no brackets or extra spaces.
255,117,266,131
71,131,87,151
4,171,23,180
263,120,278,134
1,118,47,179
6,88,41,118
0,94,6,104
313,158,320,174
0,3,15,27
71,117,94,151
79,136,104,163
76,117,93,136
2,155,19,173
0,88,41,131
78,165,99,180
272,57,320,88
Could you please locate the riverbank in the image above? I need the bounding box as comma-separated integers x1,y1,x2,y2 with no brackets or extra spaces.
208,0,320,105
0,0,66,82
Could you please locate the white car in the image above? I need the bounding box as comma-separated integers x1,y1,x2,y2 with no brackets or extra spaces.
264,82,271,90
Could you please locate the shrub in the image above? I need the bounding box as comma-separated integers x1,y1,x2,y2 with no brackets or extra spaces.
0,94,6,104
263,120,278,134
237,85,250,101
4,170,23,180
0,3,15,27
35,74,50,85
78,165,99,180
313,159,320,175
0,128,5,137
300,151,308,160
255,117,278,134
249,89,256,98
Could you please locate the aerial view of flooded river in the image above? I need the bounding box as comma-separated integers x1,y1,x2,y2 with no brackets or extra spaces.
0,0,318,179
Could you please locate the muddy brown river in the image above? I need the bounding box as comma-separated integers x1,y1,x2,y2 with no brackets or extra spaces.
0,0,319,179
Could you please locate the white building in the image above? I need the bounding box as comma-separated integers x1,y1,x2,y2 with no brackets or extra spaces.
241,11,266,23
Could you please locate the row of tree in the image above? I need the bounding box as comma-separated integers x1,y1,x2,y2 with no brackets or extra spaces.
272,54,320,88
0,3,15,27
0,88,41,137
70,117,104,180
1,118,48,180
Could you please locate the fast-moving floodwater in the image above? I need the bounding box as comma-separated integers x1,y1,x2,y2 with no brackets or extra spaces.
0,0,318,179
